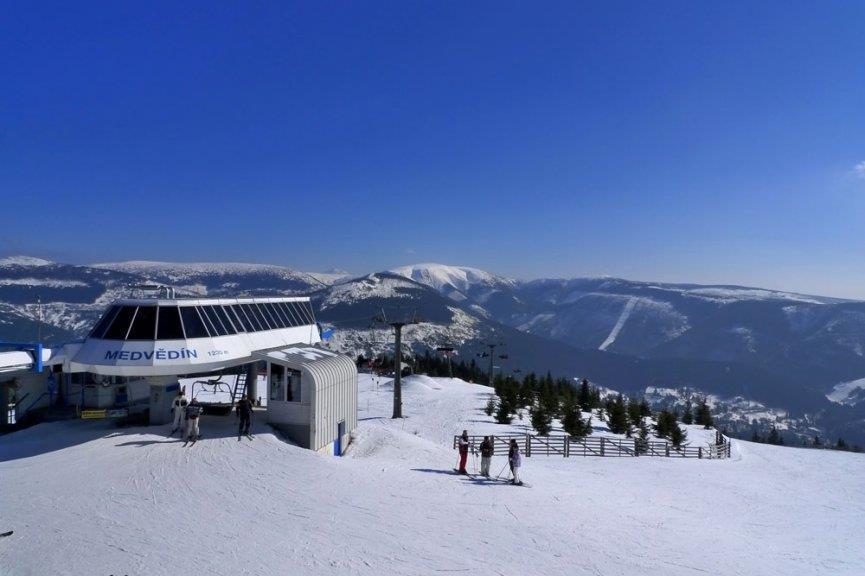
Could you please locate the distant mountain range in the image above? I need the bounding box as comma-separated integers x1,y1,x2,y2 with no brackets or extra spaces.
2,256,864,444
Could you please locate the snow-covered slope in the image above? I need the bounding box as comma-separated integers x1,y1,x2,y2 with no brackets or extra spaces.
2,375,863,576
390,263,515,302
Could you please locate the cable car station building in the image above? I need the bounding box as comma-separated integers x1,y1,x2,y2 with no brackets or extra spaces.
1,295,357,455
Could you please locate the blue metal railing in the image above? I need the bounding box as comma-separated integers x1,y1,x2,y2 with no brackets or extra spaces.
0,341,44,373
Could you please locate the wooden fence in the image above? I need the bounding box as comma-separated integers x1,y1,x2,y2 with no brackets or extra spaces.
453,432,731,460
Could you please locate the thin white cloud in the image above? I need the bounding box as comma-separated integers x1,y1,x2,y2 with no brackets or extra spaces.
854,160,865,179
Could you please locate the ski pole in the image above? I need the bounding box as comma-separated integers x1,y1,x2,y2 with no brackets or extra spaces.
495,460,509,479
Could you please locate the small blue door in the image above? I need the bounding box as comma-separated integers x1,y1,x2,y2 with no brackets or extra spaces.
335,420,345,456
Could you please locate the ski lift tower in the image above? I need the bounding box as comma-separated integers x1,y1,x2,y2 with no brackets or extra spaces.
373,308,420,419
478,343,506,387
436,346,456,378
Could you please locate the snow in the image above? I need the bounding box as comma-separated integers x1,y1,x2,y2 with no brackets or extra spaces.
599,296,637,351
677,287,827,305
319,274,415,308
827,377,865,405
0,256,54,267
0,277,89,288
2,377,864,575
390,263,515,299
91,260,337,287
322,307,480,359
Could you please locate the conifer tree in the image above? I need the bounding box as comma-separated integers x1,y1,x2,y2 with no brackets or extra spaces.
530,397,553,436
670,423,687,447
607,395,631,435
767,426,783,445
639,398,652,417
636,422,650,454
694,397,714,428
681,399,694,425
654,409,679,440
577,378,593,411
627,397,643,429
562,396,591,438
495,399,513,424
484,395,496,417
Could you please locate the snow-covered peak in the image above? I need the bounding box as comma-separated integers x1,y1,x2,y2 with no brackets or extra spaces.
0,255,54,267
390,263,515,298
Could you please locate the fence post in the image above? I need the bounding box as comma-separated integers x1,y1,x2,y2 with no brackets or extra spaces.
633,439,638,456
699,447,703,459
665,443,670,457
600,437,605,457
525,434,531,458
564,436,570,458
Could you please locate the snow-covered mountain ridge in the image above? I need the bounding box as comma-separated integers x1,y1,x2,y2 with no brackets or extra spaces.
3,256,865,444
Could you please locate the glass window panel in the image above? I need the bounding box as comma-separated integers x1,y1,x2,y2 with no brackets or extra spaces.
213,306,237,334
262,302,281,327
227,305,248,332
156,306,184,340
104,306,137,340
269,364,284,401
290,302,309,325
240,304,263,331
265,303,286,328
253,304,273,330
180,307,209,338
127,306,157,340
90,306,120,339
275,302,294,327
276,302,294,326
260,303,279,329
301,301,316,324
284,302,302,325
201,306,228,336
287,368,301,402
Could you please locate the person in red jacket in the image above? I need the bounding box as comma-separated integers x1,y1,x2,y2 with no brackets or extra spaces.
457,430,470,474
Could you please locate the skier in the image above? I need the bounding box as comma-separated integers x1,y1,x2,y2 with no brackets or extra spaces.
508,439,523,485
169,389,188,437
236,394,254,439
479,435,493,477
457,430,470,474
185,398,203,442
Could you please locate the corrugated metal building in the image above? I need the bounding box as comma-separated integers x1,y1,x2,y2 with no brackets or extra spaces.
256,346,357,455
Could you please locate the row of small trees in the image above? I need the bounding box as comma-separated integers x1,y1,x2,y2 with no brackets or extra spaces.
749,429,864,452
485,374,715,448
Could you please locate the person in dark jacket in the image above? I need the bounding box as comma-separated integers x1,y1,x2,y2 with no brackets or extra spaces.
236,395,254,438
479,436,494,477
185,398,203,441
457,430,470,474
508,439,523,485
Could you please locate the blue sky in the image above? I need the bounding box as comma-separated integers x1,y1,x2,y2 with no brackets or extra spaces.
2,2,865,297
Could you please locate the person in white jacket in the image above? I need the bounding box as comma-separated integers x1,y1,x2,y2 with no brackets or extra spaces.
169,390,188,437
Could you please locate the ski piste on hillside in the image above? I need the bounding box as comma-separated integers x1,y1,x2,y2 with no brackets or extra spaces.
2,374,863,576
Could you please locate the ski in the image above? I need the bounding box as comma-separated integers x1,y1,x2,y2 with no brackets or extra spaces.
246,434,254,440
0,531,12,538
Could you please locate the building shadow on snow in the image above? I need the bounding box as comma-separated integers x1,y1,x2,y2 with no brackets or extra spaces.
0,411,269,462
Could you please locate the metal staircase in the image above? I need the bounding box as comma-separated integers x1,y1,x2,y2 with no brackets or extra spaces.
231,372,248,405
